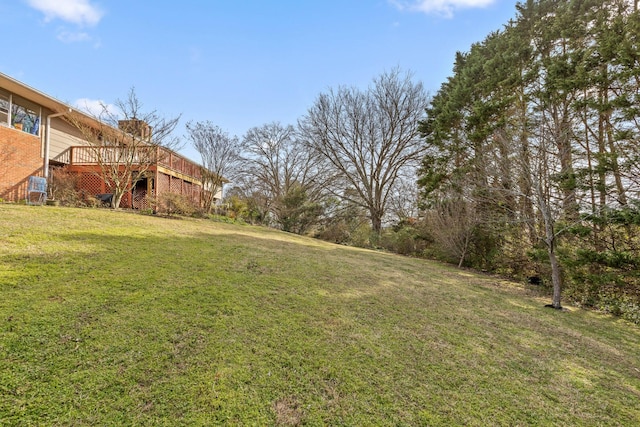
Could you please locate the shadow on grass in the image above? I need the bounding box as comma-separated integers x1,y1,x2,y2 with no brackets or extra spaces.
1,228,410,322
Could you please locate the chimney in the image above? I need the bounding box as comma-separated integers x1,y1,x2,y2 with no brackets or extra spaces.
118,119,152,140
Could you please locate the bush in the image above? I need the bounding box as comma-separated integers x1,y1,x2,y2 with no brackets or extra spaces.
275,185,323,235
315,221,373,248
619,300,640,324
381,227,417,255
152,193,198,217
49,169,83,206
79,190,102,208
590,292,640,325
315,222,351,244
349,223,375,248
224,195,271,225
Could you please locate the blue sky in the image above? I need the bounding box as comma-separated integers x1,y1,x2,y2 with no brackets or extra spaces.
2,0,518,161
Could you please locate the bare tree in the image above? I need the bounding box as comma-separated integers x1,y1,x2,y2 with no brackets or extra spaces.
426,198,481,268
186,121,240,212
242,122,297,202
241,122,334,231
69,88,181,209
301,68,429,234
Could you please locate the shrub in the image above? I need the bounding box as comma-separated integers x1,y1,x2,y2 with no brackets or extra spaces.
315,222,351,244
49,169,83,206
152,193,197,217
79,190,102,208
350,223,375,248
381,227,418,255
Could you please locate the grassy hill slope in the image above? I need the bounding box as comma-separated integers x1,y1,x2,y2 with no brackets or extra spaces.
1,205,639,426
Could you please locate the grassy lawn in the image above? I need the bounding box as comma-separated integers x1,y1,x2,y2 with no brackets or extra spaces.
1,204,639,426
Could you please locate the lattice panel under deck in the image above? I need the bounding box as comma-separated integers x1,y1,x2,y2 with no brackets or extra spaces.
156,173,170,194
79,173,104,195
120,192,132,209
133,189,148,209
169,176,182,193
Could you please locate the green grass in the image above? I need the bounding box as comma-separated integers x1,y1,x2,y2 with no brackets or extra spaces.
1,204,639,426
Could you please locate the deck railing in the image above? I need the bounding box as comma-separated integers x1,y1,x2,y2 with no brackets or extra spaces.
65,145,202,181
158,148,202,180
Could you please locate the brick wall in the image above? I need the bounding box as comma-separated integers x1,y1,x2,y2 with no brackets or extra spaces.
0,125,43,201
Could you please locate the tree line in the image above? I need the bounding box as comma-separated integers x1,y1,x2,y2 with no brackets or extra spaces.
418,0,640,319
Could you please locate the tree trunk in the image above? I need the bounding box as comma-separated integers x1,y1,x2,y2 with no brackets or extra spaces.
370,211,382,236
112,190,125,210
581,95,601,249
516,84,537,246
519,133,536,245
606,116,627,206
597,90,608,211
536,179,563,309
548,241,563,309
554,107,578,220
202,190,214,213
457,234,469,268
601,65,627,206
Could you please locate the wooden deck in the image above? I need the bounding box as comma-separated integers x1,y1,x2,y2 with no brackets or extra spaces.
61,145,203,183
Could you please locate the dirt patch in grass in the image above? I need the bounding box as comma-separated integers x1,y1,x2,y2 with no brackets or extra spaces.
273,396,304,426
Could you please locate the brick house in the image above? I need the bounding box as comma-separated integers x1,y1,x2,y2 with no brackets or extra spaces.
0,72,219,208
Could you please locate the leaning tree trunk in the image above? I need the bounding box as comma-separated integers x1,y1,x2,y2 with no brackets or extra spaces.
538,181,563,309
547,241,563,309
457,236,469,269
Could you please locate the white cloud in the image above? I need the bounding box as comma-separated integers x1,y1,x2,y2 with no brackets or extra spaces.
56,29,91,43
26,0,104,26
74,98,119,119
56,28,101,46
390,0,495,17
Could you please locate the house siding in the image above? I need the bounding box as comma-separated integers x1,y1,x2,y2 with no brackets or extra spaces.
49,118,87,162
0,125,43,201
